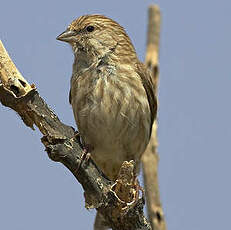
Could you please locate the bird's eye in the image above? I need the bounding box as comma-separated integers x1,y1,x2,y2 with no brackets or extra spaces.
86,25,95,32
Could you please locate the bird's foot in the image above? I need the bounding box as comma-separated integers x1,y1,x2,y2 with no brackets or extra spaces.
82,144,94,153
75,144,93,175
71,130,82,145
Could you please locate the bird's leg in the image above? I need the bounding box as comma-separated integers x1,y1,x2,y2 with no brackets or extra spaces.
80,144,93,167
73,130,93,164
71,129,82,146
74,148,91,175
72,130,93,153
81,143,94,165
72,131,93,173
82,143,93,153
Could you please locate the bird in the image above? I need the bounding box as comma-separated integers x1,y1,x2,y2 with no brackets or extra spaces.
57,14,157,229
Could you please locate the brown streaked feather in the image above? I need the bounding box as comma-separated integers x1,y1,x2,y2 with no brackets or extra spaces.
136,62,157,135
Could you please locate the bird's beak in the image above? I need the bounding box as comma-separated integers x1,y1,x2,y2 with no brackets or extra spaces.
56,29,77,43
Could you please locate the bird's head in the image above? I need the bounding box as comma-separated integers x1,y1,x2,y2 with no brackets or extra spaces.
57,15,137,64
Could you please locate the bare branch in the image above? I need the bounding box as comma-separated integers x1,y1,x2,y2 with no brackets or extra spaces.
0,41,32,97
142,5,167,230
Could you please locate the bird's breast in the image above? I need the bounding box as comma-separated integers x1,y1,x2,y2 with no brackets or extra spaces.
71,65,151,179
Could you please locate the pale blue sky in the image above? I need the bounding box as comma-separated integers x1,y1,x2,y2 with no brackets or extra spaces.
0,1,230,229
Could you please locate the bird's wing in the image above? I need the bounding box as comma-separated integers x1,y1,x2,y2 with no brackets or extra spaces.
136,62,157,135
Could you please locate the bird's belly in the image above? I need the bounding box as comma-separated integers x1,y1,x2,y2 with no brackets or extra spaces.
71,73,151,180
74,96,150,180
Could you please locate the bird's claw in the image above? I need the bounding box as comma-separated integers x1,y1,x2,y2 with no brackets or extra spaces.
75,144,93,175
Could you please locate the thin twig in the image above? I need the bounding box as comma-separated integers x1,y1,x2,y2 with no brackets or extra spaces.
142,5,167,230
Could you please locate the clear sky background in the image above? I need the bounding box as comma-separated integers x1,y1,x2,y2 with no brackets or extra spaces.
0,0,230,229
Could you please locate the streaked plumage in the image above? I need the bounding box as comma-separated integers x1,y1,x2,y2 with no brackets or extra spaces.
57,14,157,183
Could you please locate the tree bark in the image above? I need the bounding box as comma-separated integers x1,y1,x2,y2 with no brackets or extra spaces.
142,5,167,230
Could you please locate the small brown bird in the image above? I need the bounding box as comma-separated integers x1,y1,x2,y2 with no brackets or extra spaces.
57,14,157,229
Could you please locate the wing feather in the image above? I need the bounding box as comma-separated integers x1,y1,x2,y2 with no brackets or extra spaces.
136,62,157,136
